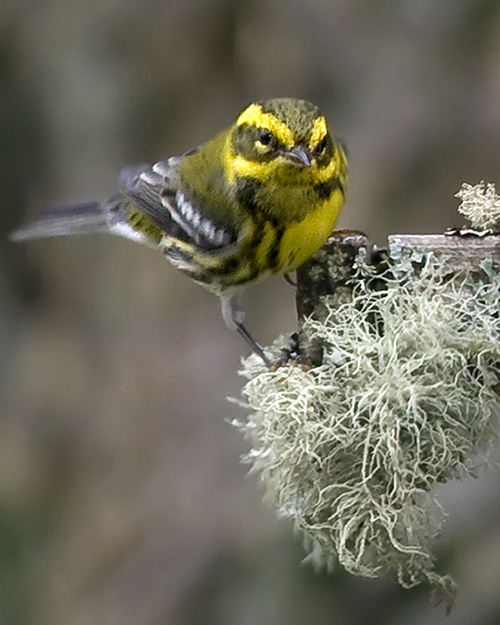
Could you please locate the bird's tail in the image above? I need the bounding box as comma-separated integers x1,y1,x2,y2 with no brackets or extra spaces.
9,197,126,242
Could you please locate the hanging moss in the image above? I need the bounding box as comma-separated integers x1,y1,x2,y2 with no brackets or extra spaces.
234,249,500,604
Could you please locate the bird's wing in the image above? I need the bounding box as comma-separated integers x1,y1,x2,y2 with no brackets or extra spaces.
120,154,235,251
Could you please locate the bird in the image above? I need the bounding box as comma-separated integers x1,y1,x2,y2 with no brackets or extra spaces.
10,97,348,365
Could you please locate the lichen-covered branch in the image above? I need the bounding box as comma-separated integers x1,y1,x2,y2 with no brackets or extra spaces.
235,226,500,610
294,231,500,365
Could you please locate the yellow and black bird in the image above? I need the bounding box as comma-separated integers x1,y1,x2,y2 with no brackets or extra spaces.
11,97,348,364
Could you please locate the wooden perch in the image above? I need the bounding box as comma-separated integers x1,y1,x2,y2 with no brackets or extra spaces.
295,231,500,365
389,233,500,266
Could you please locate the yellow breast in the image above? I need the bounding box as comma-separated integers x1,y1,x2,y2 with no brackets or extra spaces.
278,187,345,272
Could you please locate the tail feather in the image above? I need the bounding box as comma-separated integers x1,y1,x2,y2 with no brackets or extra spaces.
9,199,122,242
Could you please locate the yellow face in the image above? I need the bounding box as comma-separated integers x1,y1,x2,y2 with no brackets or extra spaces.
224,100,344,188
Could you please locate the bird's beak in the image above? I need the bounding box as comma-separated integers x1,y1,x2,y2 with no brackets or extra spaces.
285,145,312,167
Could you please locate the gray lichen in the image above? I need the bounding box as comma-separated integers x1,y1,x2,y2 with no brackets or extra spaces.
456,181,500,230
234,251,500,600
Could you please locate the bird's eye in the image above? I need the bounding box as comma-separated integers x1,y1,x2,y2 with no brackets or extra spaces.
258,129,273,146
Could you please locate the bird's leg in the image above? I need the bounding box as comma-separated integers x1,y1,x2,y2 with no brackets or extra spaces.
221,296,271,366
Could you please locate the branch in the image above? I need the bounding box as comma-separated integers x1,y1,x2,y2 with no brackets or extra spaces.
295,231,500,365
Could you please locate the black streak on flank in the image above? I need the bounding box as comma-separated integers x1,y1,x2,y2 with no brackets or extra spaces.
236,177,263,218
175,254,241,283
205,255,240,276
266,224,285,271
235,177,269,279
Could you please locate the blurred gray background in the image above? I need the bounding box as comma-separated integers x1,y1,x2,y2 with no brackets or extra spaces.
2,1,500,624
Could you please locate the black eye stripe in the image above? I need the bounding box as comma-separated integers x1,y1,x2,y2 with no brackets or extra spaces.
316,135,327,151
231,123,283,163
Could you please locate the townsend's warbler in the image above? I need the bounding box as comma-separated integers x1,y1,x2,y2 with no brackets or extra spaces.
11,98,348,364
